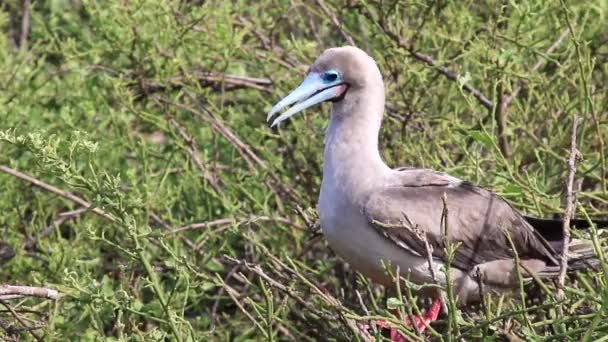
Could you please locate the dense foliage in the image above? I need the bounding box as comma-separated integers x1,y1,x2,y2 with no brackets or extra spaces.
1,0,607,340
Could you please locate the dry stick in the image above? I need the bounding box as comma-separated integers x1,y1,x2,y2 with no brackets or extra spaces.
185,93,268,170
557,115,579,303
0,164,200,264
184,72,271,91
402,213,441,297
166,115,222,194
0,298,42,341
149,212,202,254
0,165,117,223
235,16,303,70
314,0,355,45
377,21,493,110
158,96,302,202
226,256,373,342
494,90,512,159
0,285,59,301
140,72,272,96
19,0,30,51
210,264,241,329
169,215,304,234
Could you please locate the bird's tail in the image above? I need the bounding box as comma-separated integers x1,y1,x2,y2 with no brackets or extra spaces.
537,238,607,278
525,216,608,241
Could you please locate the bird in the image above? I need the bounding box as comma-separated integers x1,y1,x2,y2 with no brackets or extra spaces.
267,46,606,339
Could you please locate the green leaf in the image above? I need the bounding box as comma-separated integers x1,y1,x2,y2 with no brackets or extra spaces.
205,260,225,272
469,131,495,148
387,297,403,310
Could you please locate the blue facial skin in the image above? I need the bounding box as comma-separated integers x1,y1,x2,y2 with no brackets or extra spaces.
321,69,340,83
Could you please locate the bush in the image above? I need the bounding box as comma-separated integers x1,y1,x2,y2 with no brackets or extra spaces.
0,0,607,340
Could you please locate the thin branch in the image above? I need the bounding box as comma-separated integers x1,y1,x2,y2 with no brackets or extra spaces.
494,28,570,159
494,91,512,159
314,0,355,45
0,165,117,223
156,95,302,203
25,208,88,250
169,215,305,234
377,20,493,110
19,0,30,51
0,298,42,341
149,212,203,254
557,114,579,301
560,0,606,191
137,72,272,98
225,256,373,341
456,28,570,164
165,115,222,194
0,285,59,301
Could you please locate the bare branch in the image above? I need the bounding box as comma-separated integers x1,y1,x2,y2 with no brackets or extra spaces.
25,208,88,250
494,29,570,159
165,115,222,193
0,165,117,223
0,298,42,341
19,0,30,51
0,285,59,301
314,0,355,45
137,72,272,98
557,114,579,301
169,215,304,234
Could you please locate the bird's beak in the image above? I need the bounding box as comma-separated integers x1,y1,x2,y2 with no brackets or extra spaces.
267,73,346,127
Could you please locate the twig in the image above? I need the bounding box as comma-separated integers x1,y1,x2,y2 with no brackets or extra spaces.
149,212,202,254
137,72,272,97
495,90,512,159
0,298,42,341
19,0,30,51
557,115,579,302
400,213,439,285
0,165,117,223
314,0,355,45
156,95,302,203
0,285,59,301
494,28,570,159
185,93,269,170
376,20,493,110
210,264,240,329
165,115,222,193
456,28,570,164
225,256,373,341
168,215,304,234
560,0,606,191
25,208,88,250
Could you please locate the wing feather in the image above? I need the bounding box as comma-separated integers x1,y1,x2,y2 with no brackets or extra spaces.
363,169,558,272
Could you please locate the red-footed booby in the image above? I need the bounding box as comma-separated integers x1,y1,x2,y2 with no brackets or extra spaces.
267,46,604,338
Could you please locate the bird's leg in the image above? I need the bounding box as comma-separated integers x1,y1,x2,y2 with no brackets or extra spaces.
374,296,442,341
404,296,442,333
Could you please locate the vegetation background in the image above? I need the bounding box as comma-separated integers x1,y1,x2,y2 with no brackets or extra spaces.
0,0,607,340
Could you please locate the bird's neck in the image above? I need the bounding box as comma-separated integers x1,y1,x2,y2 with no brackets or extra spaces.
322,89,389,200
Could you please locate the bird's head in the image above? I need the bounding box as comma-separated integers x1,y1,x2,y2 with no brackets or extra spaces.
267,46,382,127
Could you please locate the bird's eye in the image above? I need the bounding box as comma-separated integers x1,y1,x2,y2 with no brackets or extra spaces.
322,70,339,83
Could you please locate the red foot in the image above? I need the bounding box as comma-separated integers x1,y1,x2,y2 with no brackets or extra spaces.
375,297,442,342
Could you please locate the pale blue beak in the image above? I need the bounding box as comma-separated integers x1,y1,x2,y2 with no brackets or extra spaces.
267,73,345,127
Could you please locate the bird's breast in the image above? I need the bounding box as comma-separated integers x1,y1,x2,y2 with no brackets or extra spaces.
318,180,441,287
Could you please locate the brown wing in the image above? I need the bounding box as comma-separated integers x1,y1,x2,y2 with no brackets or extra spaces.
363,169,559,272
